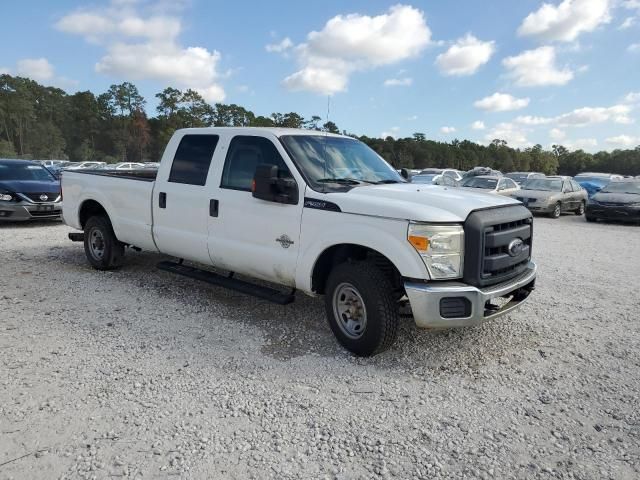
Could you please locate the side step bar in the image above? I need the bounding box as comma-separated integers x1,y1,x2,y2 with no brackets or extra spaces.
69,232,84,242
157,260,295,305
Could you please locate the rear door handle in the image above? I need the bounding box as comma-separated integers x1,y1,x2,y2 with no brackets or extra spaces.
209,199,219,217
159,192,166,208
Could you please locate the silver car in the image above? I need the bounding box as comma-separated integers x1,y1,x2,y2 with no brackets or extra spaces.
513,177,588,218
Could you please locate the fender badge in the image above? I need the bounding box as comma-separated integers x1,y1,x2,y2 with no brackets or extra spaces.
276,234,294,249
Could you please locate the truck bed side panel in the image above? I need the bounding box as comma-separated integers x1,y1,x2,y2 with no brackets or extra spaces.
62,171,157,251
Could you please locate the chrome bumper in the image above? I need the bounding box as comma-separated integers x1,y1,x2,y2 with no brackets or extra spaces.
404,261,537,328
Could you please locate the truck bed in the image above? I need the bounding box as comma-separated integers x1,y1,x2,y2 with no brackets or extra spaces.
63,168,158,181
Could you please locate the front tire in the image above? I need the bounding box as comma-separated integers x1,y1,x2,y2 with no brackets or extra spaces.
83,215,125,270
586,215,597,223
550,202,561,219
324,261,399,356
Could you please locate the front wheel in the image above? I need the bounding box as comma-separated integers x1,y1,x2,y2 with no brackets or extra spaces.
324,261,399,356
550,202,561,219
575,201,585,216
83,215,125,270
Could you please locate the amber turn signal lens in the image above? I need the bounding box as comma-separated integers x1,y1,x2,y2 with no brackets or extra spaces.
408,235,429,252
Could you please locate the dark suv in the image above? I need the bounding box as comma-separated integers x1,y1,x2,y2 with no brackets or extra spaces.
0,159,62,221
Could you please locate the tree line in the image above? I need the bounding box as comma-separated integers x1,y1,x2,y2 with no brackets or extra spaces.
1,74,639,176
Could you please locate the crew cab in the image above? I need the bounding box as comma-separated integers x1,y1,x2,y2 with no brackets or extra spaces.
62,128,537,356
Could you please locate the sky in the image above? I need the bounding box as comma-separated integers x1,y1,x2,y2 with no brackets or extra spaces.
1,0,639,152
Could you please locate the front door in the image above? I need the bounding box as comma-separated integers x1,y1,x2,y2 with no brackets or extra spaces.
152,134,220,265
207,134,304,287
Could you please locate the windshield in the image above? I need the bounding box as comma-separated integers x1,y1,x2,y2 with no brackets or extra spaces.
0,163,55,181
574,176,608,184
506,173,528,182
600,182,640,194
522,178,562,191
412,174,437,184
280,135,403,190
461,177,497,189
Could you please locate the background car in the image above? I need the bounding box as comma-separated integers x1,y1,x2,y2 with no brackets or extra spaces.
419,168,463,182
0,159,62,221
106,162,146,170
586,179,640,224
460,175,519,196
514,177,587,218
574,172,623,197
505,171,545,185
64,161,106,170
410,173,457,186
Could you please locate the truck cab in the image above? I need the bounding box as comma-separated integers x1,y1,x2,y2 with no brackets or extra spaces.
62,128,536,356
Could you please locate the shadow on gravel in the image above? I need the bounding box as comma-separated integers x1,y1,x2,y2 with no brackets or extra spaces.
43,243,542,373
0,219,63,229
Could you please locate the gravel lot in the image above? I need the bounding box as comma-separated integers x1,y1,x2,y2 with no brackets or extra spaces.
1,215,639,479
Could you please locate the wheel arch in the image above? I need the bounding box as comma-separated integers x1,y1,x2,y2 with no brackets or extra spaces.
310,243,404,296
79,199,109,229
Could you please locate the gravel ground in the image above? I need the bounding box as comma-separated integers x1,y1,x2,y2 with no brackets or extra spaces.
1,215,639,479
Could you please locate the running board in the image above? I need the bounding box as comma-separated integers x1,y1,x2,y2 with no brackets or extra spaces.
156,261,295,305
68,232,84,242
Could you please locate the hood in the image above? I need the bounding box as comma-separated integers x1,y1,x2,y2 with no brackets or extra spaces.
0,179,61,194
323,184,520,222
592,192,640,205
515,189,561,201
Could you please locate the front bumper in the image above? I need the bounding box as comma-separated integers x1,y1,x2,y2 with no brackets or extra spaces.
521,202,554,214
0,202,62,221
405,261,537,328
586,204,640,223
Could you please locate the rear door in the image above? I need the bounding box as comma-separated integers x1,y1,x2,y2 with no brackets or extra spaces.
562,180,575,210
206,133,304,286
152,133,220,265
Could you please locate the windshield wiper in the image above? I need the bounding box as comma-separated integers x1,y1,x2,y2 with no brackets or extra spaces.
373,179,404,184
316,177,376,185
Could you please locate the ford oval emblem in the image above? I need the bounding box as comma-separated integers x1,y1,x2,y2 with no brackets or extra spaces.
39,194,48,201
508,238,524,257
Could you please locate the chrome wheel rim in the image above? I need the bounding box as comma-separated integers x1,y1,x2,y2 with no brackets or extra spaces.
89,228,106,260
332,283,367,339
578,203,585,215
554,204,561,217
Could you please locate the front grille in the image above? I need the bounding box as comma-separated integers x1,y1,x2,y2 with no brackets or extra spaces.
516,197,537,203
29,209,61,217
21,192,60,203
464,205,533,288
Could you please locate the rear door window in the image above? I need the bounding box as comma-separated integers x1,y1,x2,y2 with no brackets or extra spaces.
168,134,220,186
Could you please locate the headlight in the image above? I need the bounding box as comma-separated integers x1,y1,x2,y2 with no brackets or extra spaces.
408,223,464,279
0,193,14,201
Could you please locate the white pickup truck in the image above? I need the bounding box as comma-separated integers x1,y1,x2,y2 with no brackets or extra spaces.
62,128,536,356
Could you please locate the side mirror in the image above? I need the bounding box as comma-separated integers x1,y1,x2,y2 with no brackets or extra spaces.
252,164,298,205
400,168,410,180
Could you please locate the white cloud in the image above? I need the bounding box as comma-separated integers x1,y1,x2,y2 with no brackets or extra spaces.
549,128,567,140
474,92,530,112
557,104,633,126
16,58,54,82
564,138,598,150
0,67,9,75
381,126,401,139
605,135,640,146
503,46,574,87
407,115,418,121
435,34,495,76
266,37,293,53
628,43,640,52
518,0,611,42
623,91,640,103
471,120,486,130
619,16,635,29
440,126,456,134
282,5,432,95
515,115,555,125
56,0,225,101
384,77,413,87
484,122,531,148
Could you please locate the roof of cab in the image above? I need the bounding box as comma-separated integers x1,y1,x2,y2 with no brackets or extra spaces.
175,127,349,138
0,158,40,166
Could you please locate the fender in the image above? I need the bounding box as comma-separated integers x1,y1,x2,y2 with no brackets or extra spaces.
295,209,429,293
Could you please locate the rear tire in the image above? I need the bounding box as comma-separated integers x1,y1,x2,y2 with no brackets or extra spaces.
575,201,585,216
324,260,399,356
586,216,597,223
83,215,125,270
550,202,561,219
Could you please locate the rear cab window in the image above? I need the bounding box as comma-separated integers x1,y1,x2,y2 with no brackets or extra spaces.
169,134,220,186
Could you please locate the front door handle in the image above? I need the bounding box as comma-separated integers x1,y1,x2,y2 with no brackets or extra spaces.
209,199,219,217
159,192,166,208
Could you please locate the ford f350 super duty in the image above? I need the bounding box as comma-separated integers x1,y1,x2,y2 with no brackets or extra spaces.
62,128,536,356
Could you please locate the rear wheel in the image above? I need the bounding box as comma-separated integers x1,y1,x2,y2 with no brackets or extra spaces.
586,216,597,223
83,215,125,270
324,260,399,356
550,202,561,219
575,201,585,216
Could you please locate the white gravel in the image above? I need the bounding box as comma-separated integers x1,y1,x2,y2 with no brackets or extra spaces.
1,215,639,479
